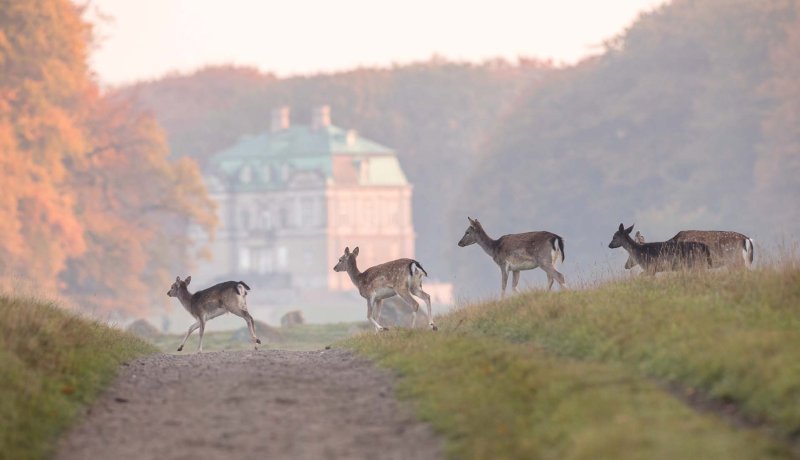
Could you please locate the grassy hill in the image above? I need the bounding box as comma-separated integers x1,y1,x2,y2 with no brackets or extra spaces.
343,266,800,459
0,295,155,460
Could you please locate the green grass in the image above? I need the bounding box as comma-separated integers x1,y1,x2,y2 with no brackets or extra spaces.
342,267,800,459
0,294,156,460
443,268,800,436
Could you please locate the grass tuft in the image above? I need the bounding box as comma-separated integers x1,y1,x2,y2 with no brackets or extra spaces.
0,294,155,460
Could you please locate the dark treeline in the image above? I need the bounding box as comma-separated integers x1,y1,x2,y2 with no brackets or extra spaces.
120,0,799,296
451,0,800,294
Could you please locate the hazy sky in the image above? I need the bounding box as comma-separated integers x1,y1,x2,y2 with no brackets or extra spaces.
88,0,668,86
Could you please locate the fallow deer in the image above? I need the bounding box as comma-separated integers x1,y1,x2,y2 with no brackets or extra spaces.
167,276,261,352
625,230,754,270
623,231,647,269
457,217,566,296
609,224,712,275
333,246,437,331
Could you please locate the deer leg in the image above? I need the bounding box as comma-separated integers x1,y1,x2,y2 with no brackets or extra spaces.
410,300,418,329
367,297,386,331
374,299,388,330
512,270,521,294
542,265,567,290
227,306,261,346
500,267,509,298
397,290,424,329
243,311,260,348
411,286,437,331
238,310,261,345
176,309,225,351
197,316,206,353
546,274,554,290
177,320,201,352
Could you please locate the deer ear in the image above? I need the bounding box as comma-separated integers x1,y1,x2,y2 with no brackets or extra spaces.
468,217,475,224
344,246,350,255
625,224,634,235
618,223,625,232
185,276,191,285
353,247,359,256
175,276,181,282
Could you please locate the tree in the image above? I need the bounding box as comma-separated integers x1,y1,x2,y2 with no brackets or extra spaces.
0,0,216,315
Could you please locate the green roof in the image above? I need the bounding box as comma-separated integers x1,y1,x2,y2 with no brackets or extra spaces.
207,124,406,191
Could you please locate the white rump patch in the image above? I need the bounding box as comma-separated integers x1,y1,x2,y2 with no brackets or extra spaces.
743,238,754,268
551,242,561,268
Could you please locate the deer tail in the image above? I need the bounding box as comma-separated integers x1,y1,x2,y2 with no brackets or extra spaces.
409,260,428,278
743,238,754,267
553,236,565,263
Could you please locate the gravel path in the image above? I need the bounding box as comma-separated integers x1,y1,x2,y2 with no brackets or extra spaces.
57,349,442,460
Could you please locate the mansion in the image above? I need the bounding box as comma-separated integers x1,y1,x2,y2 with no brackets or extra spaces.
193,106,418,293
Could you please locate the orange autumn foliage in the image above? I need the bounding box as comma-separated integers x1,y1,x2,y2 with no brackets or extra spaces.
0,0,216,315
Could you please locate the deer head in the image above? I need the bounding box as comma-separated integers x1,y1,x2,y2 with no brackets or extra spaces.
167,275,191,297
333,246,359,272
458,217,483,247
609,223,634,249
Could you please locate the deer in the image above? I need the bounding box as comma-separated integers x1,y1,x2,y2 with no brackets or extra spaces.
624,230,754,270
609,224,712,275
457,217,566,297
332,246,437,331
167,276,261,353
623,231,647,270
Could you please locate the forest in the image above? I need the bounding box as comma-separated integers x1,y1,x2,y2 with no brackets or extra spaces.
119,0,799,296
2,0,798,307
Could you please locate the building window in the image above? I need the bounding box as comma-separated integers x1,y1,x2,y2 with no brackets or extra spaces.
338,200,350,226
280,207,290,228
261,210,272,230
277,246,288,269
239,247,251,271
300,198,314,228
239,165,252,183
390,206,401,225
257,249,270,274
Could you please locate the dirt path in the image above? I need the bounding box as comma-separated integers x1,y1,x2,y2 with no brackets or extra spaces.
57,349,442,460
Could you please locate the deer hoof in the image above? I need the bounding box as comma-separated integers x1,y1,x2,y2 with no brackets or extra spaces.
256,338,262,344
177,345,183,352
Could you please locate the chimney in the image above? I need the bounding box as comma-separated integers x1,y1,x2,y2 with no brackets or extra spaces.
270,107,290,132
311,105,331,130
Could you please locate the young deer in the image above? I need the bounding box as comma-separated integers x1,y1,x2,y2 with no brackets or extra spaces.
167,276,261,352
609,224,712,275
457,217,566,296
625,230,753,270
333,246,437,331
623,231,647,269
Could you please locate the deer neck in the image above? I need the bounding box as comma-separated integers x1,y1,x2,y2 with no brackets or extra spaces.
176,287,194,311
620,234,640,256
346,260,363,287
474,226,499,257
